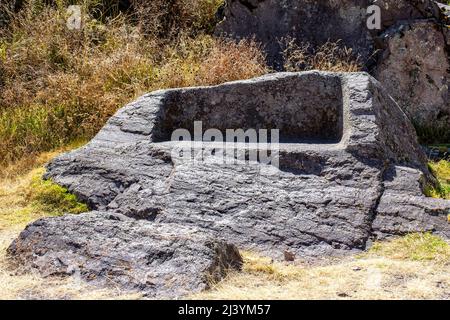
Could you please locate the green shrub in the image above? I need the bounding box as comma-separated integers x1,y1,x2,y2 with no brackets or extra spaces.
426,160,450,199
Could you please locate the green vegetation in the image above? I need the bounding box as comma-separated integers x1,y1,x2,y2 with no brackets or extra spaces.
1,1,445,172
426,160,450,199
0,0,267,170
28,168,89,216
368,233,450,263
0,162,89,229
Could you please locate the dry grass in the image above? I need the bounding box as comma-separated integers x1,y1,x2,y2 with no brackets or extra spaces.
0,148,142,299
367,233,450,264
192,236,450,300
0,1,448,300
280,38,363,73
0,0,268,168
131,0,224,37
2,228,448,300
0,140,87,180
153,37,269,89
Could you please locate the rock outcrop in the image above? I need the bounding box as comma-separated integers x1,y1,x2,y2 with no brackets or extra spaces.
216,0,450,137
374,20,449,133
8,71,450,297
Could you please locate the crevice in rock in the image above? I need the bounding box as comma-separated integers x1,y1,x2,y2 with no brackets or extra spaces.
127,207,164,221
239,0,258,12
364,164,389,249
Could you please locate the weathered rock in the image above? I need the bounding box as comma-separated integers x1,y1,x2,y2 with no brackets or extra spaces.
8,212,243,299
216,0,375,69
374,20,450,133
216,0,445,68
373,166,450,239
9,71,450,297
216,0,450,135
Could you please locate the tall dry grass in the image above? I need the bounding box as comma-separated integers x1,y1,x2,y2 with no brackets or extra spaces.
131,0,224,37
0,0,269,169
280,37,362,73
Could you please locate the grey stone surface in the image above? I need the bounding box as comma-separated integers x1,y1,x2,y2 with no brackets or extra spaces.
373,165,450,239
8,212,243,299
8,71,450,297
374,20,449,131
216,0,375,69
215,0,450,132
216,0,444,68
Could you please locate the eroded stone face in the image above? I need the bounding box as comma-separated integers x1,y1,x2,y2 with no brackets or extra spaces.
8,212,243,299
8,72,450,298
216,0,444,67
375,21,450,130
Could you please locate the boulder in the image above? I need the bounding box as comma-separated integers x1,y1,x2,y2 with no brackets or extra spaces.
9,71,450,297
216,0,375,69
373,166,450,238
216,0,445,68
215,0,450,137
374,20,450,135
8,212,242,299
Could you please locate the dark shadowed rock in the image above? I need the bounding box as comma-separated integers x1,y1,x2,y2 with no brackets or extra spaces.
215,0,450,134
8,212,243,299
0,0,22,28
8,71,450,297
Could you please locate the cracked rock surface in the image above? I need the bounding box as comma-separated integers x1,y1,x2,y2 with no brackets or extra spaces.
8,71,450,297
8,212,243,298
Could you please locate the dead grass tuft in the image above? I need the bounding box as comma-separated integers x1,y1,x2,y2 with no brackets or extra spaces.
131,0,224,37
280,38,363,73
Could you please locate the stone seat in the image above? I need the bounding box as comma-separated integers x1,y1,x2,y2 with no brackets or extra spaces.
8,71,450,298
